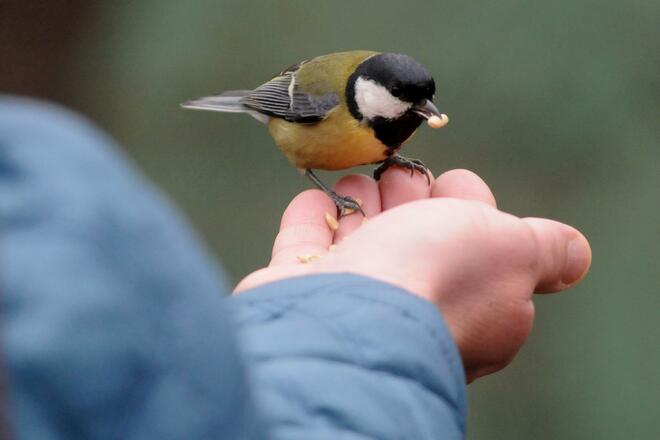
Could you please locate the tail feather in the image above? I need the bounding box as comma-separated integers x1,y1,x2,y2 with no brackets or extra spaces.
180,90,269,123
180,90,250,113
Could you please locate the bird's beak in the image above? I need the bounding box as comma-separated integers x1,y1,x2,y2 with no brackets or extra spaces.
412,100,441,118
412,100,449,129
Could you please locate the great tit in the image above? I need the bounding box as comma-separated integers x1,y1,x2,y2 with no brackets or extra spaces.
182,50,448,216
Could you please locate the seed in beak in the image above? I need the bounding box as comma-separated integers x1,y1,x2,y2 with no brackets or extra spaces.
427,114,449,129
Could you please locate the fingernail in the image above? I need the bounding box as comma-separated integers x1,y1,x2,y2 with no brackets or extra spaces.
563,237,591,284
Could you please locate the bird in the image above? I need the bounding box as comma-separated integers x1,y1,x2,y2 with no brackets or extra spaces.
181,50,448,216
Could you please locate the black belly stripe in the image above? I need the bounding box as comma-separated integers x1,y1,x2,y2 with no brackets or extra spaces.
369,113,424,149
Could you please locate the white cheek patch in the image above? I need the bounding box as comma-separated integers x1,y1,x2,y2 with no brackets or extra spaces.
354,77,411,120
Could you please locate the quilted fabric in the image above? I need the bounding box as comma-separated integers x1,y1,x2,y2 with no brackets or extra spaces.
0,97,264,439
233,274,466,439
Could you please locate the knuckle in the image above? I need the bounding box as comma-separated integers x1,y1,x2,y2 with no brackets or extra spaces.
516,221,541,275
478,209,540,275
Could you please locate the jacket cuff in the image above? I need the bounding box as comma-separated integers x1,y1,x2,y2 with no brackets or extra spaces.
232,273,467,439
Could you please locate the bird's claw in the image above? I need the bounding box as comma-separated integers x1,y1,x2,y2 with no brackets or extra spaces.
332,194,365,218
373,155,431,185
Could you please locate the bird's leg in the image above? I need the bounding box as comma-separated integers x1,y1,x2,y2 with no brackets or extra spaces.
304,169,366,217
373,154,432,185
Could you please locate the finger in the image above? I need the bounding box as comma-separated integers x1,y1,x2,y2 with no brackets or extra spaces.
379,166,434,211
270,189,336,266
431,169,497,207
333,174,381,243
522,218,592,293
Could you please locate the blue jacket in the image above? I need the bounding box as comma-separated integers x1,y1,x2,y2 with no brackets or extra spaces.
0,97,466,439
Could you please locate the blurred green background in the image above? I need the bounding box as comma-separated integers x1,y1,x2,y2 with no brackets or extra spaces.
3,0,659,438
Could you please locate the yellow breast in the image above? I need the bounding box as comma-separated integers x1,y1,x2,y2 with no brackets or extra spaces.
268,106,390,170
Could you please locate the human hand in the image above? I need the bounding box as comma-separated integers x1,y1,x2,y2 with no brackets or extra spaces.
235,168,591,382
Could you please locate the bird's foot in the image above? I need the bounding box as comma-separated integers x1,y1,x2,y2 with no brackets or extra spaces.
373,155,431,185
304,169,366,218
329,192,365,218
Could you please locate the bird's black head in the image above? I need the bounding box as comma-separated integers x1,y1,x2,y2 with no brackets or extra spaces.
346,53,439,148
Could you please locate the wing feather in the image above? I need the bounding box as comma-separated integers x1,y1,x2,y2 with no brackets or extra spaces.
240,66,339,123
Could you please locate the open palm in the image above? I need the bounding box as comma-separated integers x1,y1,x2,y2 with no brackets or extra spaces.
235,167,591,382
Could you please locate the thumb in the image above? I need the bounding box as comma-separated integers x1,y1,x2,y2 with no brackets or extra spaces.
523,218,592,293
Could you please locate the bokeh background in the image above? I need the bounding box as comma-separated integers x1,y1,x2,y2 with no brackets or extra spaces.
3,1,658,438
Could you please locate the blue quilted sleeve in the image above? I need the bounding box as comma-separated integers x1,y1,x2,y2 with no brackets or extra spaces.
232,274,467,440
0,97,265,440
0,96,467,440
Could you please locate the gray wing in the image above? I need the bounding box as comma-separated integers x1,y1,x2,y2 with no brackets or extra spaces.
240,69,339,123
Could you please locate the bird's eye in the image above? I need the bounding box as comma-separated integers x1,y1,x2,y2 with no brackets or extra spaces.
390,86,401,97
